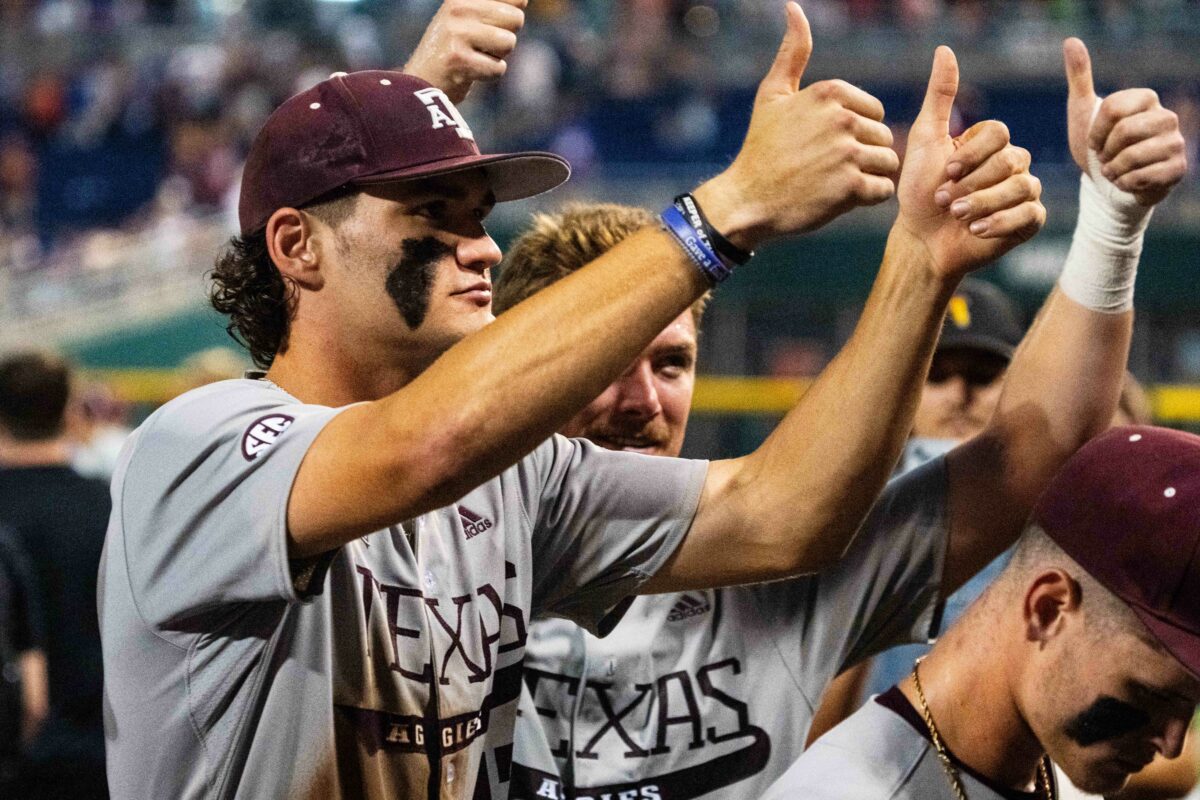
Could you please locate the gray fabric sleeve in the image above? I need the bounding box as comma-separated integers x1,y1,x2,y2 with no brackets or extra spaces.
522,435,707,636
768,455,950,681
116,383,346,633
761,702,923,800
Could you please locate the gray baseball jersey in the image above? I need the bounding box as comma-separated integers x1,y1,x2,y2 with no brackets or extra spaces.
510,456,949,800
98,378,706,800
761,692,1057,800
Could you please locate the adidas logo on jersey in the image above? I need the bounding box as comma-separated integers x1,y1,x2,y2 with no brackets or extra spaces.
666,593,711,622
458,505,494,539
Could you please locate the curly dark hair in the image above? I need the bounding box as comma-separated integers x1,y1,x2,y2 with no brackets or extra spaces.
209,191,357,368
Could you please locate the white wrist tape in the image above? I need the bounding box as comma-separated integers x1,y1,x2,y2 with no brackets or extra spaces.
1057,147,1152,313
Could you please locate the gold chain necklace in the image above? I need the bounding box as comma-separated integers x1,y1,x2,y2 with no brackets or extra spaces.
911,658,1054,800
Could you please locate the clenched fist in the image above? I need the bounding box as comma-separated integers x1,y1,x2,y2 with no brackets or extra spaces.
404,0,527,104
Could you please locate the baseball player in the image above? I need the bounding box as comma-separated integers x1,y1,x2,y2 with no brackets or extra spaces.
762,427,1200,800
491,37,1185,800
98,4,1044,800
762,39,1191,800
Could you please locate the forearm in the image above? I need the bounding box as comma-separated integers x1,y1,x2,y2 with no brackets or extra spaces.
18,648,48,744
942,166,1143,590
745,230,955,565
673,228,957,585
994,288,1129,465
292,227,712,551
944,290,1130,586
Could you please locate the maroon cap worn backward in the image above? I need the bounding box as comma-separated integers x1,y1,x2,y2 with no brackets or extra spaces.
1034,425,1200,679
239,70,570,235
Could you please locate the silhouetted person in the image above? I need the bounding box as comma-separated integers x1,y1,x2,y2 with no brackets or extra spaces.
0,351,108,799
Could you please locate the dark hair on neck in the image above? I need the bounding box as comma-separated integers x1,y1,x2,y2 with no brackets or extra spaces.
209,189,358,368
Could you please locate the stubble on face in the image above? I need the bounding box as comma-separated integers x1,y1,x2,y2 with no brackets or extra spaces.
384,237,455,329
569,412,677,457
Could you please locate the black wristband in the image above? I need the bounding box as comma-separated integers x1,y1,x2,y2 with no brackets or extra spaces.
674,193,754,267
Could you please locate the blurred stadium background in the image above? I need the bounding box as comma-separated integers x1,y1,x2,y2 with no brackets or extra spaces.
2,0,1199,460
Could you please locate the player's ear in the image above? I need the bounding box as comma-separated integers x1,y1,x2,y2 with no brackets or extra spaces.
1023,569,1079,644
266,207,324,290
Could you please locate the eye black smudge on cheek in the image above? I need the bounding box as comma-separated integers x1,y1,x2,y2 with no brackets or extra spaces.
1064,697,1151,746
385,236,454,330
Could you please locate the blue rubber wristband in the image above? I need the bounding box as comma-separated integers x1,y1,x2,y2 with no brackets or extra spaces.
660,204,732,284
674,193,753,267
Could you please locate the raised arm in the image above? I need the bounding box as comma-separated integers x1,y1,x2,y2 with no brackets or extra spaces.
403,0,527,104
642,46,1046,592
287,3,901,556
940,38,1187,593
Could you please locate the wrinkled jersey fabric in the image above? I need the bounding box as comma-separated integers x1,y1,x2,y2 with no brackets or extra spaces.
100,379,706,800
511,456,950,799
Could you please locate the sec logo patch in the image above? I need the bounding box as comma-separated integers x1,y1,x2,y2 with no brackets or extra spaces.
242,414,295,460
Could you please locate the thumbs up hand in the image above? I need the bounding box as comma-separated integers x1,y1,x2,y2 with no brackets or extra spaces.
1065,37,1185,208
404,0,528,104
695,3,899,248
896,47,1045,280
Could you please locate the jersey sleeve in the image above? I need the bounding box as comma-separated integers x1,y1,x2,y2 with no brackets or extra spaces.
760,455,950,685
113,381,347,632
521,435,707,636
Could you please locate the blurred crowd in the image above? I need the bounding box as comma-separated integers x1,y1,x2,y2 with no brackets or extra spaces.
1,0,1199,274
0,345,245,796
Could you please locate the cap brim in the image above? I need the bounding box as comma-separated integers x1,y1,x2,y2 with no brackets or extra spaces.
1131,605,1200,682
355,151,570,202
936,333,1015,360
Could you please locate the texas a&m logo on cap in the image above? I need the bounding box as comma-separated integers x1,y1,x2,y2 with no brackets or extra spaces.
413,87,475,141
242,414,295,461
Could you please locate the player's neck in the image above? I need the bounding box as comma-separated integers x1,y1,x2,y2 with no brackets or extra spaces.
265,328,428,406
0,436,74,468
899,621,1045,791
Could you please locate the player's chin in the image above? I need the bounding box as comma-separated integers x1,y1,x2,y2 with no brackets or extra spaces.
932,417,987,441
1070,759,1137,796
455,305,496,334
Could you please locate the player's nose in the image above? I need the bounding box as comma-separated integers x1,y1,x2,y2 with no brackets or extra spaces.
615,361,662,419
946,374,972,406
1151,715,1190,759
458,232,502,274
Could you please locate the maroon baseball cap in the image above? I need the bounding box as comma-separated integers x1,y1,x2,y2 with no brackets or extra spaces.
1034,425,1200,679
238,70,571,235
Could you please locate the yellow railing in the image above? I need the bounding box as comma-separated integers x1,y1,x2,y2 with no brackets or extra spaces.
87,369,1200,423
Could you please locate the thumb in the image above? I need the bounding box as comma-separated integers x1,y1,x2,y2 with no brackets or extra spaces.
758,2,813,97
1063,37,1100,170
913,46,959,136
1063,37,1097,107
